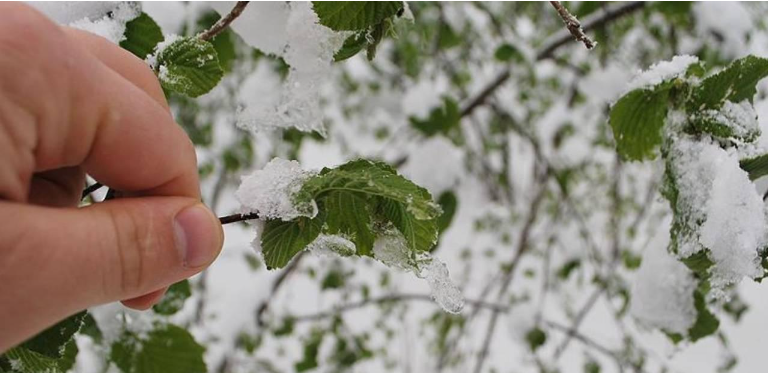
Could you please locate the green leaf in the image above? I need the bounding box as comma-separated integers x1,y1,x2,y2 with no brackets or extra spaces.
681,251,714,279
321,269,346,290
739,153,768,180
3,347,61,373
300,159,441,221
153,280,191,315
312,2,403,31
19,311,86,359
334,32,368,62
494,44,523,62
436,191,458,235
111,324,206,373
688,286,720,341
689,55,768,110
195,11,237,72
524,327,547,351
376,198,439,253
410,97,461,137
557,259,581,280
120,12,164,59
295,330,324,372
155,37,224,97
322,191,375,256
261,214,325,269
609,85,671,161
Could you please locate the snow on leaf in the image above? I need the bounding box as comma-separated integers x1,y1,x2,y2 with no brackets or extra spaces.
236,158,318,221
689,55,768,111
152,36,223,98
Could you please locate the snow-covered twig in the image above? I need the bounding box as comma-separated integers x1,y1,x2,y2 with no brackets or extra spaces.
198,1,250,41
549,1,596,50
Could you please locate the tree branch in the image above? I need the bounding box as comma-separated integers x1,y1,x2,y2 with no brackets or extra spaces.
473,168,550,373
460,1,646,118
198,1,250,42
549,1,596,51
292,294,508,323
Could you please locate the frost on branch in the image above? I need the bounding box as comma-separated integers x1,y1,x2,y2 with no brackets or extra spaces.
236,158,318,221
631,242,697,335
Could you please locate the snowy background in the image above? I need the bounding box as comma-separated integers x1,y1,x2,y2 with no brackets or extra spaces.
25,1,768,373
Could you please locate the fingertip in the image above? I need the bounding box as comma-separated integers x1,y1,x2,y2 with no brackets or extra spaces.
121,287,168,310
173,203,224,269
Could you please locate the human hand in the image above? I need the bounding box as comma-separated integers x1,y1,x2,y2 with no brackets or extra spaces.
0,3,223,352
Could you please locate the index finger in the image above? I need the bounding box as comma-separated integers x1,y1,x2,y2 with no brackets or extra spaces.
0,4,200,200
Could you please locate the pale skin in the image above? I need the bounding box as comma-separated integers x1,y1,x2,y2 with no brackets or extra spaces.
0,4,224,352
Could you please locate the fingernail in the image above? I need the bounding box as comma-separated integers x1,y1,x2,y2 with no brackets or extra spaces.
174,204,223,268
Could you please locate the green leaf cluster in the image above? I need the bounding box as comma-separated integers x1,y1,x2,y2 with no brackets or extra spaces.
260,159,441,269
111,323,206,373
610,55,768,161
0,312,86,373
311,2,405,62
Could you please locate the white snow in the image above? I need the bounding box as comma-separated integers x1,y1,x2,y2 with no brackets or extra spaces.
625,55,699,93
691,100,761,141
372,231,465,314
68,2,140,44
26,2,119,24
631,233,698,335
228,2,345,134
417,258,465,314
401,137,464,196
667,136,766,294
209,1,290,56
235,158,318,221
308,234,357,257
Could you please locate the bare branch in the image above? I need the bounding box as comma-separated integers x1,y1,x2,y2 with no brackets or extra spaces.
198,1,250,42
255,252,307,325
292,294,508,323
473,168,550,373
549,1,596,51
460,1,646,118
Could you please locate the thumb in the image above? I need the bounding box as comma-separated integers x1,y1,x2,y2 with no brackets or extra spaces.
0,197,223,351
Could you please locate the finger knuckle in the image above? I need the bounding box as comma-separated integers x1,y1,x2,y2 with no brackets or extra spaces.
106,207,156,296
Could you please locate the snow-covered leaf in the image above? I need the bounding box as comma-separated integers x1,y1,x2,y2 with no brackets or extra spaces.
120,12,163,59
689,55,768,110
312,1,402,31
334,31,368,62
300,160,441,221
155,37,223,98
739,153,768,180
375,197,438,253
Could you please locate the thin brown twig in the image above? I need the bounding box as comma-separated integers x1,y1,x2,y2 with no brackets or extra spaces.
198,1,250,41
459,1,645,118
292,294,508,323
549,1,596,50
473,168,550,373
218,212,260,225
254,251,307,326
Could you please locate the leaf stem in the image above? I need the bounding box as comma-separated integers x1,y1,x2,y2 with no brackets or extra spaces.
81,182,103,200
198,1,250,41
218,212,260,225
